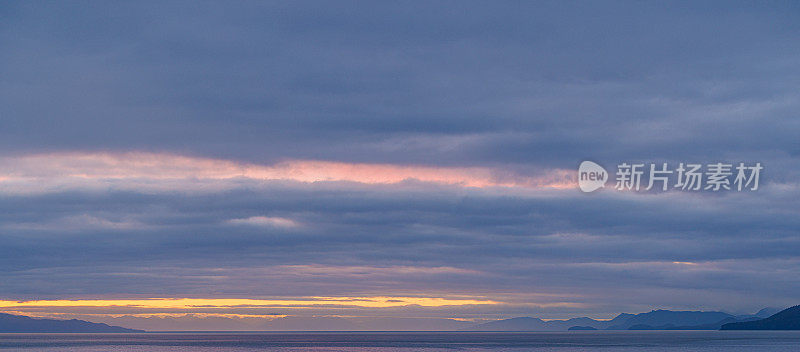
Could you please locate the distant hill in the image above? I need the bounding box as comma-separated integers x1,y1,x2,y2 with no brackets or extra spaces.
721,306,800,330
464,317,555,331
465,316,607,331
568,326,597,330
756,307,785,318
624,317,760,330
468,308,774,331
606,310,735,330
0,313,143,333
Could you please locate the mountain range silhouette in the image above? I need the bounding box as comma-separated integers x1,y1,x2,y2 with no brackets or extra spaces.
1,306,798,332
468,306,795,331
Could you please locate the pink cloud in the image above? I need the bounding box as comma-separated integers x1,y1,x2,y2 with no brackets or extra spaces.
0,152,576,192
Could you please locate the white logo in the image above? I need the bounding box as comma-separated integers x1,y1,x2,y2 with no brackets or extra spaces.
578,161,608,193
579,161,762,193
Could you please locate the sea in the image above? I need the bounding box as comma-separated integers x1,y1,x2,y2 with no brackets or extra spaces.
2,331,800,351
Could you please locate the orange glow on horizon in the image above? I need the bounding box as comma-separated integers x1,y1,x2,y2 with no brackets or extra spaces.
0,297,501,310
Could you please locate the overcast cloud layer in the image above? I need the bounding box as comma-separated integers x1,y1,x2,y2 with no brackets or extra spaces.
1,1,799,329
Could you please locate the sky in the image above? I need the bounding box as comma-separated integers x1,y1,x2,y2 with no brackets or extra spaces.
1,1,799,331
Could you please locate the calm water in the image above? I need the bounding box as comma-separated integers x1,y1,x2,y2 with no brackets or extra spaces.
2,331,800,351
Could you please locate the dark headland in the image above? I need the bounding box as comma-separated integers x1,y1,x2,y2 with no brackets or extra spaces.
721,306,800,330
0,313,143,333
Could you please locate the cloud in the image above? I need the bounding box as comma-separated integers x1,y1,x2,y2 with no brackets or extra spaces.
1,0,799,328
228,216,300,229
1,214,145,231
0,296,500,310
0,178,798,321
0,152,575,195
19,312,477,331
2,1,799,170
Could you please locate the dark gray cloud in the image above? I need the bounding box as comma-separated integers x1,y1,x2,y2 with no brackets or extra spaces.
1,181,798,316
2,1,799,168
1,0,799,323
